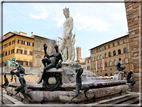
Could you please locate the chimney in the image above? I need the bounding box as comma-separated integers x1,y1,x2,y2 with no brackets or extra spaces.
31,32,33,36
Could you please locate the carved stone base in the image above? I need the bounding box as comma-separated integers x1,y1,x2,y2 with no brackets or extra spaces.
113,71,124,80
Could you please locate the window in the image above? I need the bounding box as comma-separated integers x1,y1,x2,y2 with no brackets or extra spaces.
124,48,127,53
100,55,102,59
100,48,102,51
29,62,32,66
97,56,99,60
30,51,32,55
105,53,107,58
87,66,90,70
118,41,120,45
123,39,126,43
24,41,28,45
24,50,27,54
101,70,102,72
92,65,94,69
12,40,15,44
18,40,22,44
118,49,121,55
110,73,113,76
11,49,14,54
109,61,112,66
37,58,40,67
91,50,93,54
88,60,89,63
114,60,117,65
108,45,110,48
8,51,10,55
113,43,115,47
97,64,99,68
105,73,108,76
30,42,33,46
23,61,27,66
104,46,106,50
105,62,107,67
109,52,111,57
113,51,116,56
125,58,128,63
5,52,7,56
38,43,40,51
92,57,94,61
100,63,102,68
17,49,22,54
97,48,98,52
9,42,11,46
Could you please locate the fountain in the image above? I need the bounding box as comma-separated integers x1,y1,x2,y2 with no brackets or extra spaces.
5,8,130,104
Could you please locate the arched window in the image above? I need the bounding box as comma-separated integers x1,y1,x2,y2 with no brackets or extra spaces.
114,60,117,65
109,52,111,57
100,55,102,59
125,58,128,63
124,48,127,53
100,63,102,68
105,73,108,76
105,62,107,67
97,64,99,68
113,51,116,56
92,57,94,61
109,61,112,66
118,49,121,55
105,53,107,58
97,56,99,60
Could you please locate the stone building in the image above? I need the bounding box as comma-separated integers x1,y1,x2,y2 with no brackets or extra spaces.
2,31,34,70
125,0,142,91
2,31,55,71
90,34,132,77
85,57,91,72
76,47,81,61
31,35,55,69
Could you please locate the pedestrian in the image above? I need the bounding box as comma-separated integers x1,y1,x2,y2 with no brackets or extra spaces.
123,76,126,80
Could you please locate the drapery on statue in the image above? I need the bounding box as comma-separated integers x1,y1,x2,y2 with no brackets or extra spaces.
116,58,125,71
58,7,75,64
10,63,25,82
69,68,89,103
38,44,63,84
127,71,136,91
15,71,33,102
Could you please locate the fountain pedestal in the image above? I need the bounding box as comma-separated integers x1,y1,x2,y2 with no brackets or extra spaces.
113,71,124,80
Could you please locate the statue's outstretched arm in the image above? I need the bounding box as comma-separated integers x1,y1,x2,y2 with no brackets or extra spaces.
49,54,54,57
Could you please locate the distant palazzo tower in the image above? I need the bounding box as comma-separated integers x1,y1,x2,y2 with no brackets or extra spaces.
76,47,81,60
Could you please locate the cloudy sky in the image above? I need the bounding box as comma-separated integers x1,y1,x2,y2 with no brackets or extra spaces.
3,2,128,59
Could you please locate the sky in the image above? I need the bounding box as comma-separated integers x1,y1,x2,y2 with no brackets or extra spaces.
2,2,128,59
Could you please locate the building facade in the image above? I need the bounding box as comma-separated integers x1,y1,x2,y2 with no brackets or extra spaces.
90,34,132,77
31,35,55,68
2,31,55,70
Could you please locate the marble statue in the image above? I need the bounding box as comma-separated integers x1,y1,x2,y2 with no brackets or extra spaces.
15,71,33,102
58,7,75,64
69,68,89,103
127,71,136,91
116,58,125,71
38,45,63,84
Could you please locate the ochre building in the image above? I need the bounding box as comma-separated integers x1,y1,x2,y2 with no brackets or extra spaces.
90,34,132,77
2,31,55,71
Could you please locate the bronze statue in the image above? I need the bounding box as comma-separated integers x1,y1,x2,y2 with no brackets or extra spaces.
38,44,63,84
69,68,89,103
1,74,9,94
127,71,136,91
10,63,25,82
116,58,125,71
15,71,33,102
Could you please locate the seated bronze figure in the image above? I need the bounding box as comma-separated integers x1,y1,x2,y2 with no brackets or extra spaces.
116,58,125,71
38,44,63,84
127,71,136,91
69,68,89,103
